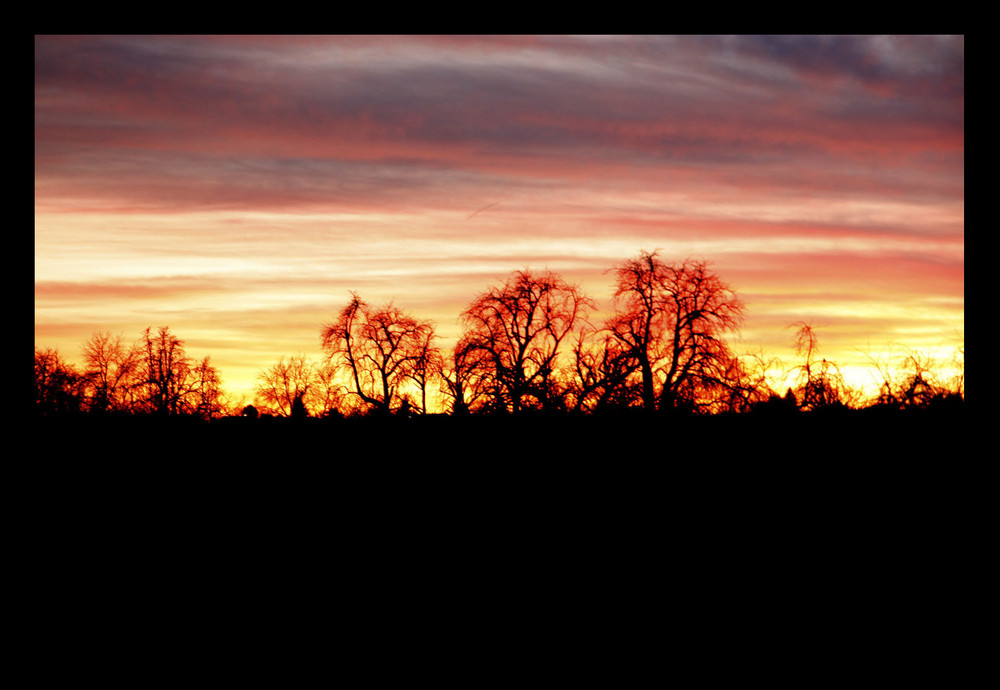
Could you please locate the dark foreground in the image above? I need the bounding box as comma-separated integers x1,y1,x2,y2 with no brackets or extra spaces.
31,406,968,499
33,403,966,457
30,405,974,572
29,406,973,577
26,405,976,667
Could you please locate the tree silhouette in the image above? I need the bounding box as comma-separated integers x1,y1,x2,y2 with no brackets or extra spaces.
321,292,436,416
862,343,965,411
405,325,442,415
862,345,902,409
460,269,593,414
34,347,85,415
608,251,744,413
255,355,317,417
715,351,779,415
437,335,495,415
788,322,853,411
312,359,347,418
897,350,950,409
133,326,221,417
137,326,199,415
569,325,642,413
80,331,140,414
190,355,225,420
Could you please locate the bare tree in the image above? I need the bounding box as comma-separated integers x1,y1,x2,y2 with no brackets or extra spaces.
138,326,195,415
895,349,954,409
569,325,641,413
715,351,780,414
321,293,436,415
437,335,495,415
34,347,86,415
312,359,348,418
190,356,225,420
861,342,965,410
861,344,902,408
255,355,317,417
460,269,594,414
608,251,744,413
405,326,442,415
788,322,852,411
81,331,140,413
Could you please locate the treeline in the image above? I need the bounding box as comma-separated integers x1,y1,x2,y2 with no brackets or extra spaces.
34,327,225,419
34,249,965,422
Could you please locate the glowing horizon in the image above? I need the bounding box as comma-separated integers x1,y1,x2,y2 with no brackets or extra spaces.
35,35,964,410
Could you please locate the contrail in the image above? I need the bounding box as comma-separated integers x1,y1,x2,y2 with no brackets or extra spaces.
465,201,501,221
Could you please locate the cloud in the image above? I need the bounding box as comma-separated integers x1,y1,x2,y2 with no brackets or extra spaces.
34,35,964,404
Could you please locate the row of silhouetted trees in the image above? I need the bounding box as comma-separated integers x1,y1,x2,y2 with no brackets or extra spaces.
34,250,965,420
34,327,226,419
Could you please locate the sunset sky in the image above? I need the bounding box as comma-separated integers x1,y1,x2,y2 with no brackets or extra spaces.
35,35,964,408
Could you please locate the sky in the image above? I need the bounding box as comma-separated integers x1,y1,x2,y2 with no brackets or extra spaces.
34,35,965,409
